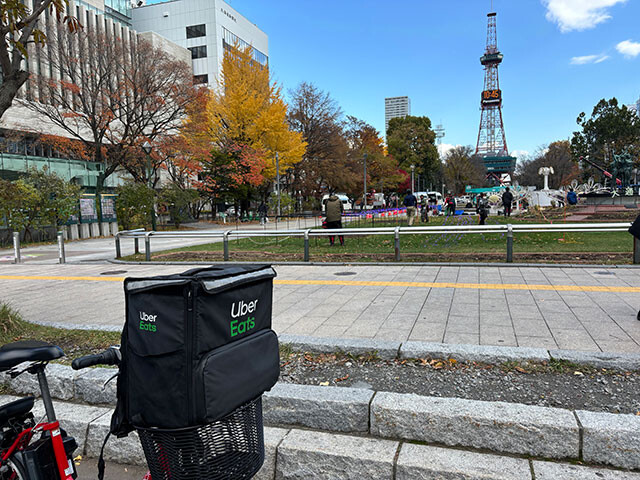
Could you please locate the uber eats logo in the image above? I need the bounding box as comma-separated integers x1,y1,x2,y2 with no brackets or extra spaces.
230,299,257,337
139,311,157,333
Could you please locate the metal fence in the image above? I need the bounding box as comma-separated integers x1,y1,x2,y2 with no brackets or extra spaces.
115,222,635,263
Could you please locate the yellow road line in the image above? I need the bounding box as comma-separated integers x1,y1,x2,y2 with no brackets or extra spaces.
0,275,637,293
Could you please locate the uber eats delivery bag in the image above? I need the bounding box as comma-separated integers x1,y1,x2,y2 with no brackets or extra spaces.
111,264,279,434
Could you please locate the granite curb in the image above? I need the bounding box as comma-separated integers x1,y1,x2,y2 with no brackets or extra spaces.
4,365,640,469
2,394,639,479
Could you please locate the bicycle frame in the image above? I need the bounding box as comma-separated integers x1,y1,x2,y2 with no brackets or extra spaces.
1,420,75,480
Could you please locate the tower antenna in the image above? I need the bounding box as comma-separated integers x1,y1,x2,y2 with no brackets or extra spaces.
475,10,516,176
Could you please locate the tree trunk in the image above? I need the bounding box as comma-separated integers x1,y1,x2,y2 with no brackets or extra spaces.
0,71,30,121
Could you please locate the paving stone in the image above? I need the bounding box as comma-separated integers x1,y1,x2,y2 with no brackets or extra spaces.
263,383,373,433
74,367,118,405
400,340,550,363
371,392,578,459
278,334,400,360
275,429,397,480
550,349,640,370
396,443,532,480
577,410,640,469
254,427,290,480
533,460,640,479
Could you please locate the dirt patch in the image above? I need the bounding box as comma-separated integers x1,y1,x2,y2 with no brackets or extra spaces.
152,250,631,264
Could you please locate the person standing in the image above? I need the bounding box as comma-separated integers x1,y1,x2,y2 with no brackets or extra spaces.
476,193,489,225
325,194,344,246
258,201,268,225
502,187,514,217
403,189,418,226
444,194,456,216
420,195,429,223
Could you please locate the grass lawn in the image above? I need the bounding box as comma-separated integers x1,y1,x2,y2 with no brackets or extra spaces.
0,304,121,365
122,216,634,264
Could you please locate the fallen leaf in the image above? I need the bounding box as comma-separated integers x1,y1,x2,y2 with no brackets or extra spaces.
335,374,349,382
574,371,584,376
319,381,329,386
304,354,313,362
449,359,457,365
419,358,429,366
515,366,527,374
433,361,444,370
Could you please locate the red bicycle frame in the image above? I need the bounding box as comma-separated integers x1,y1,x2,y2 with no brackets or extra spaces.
1,420,74,480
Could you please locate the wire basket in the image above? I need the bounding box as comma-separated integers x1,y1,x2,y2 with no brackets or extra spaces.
137,397,264,480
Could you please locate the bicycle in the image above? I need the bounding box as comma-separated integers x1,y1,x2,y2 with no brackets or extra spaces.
0,339,151,480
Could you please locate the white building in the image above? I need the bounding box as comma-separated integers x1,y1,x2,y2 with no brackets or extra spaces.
385,96,411,134
131,0,268,87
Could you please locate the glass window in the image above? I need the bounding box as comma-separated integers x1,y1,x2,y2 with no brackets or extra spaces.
186,24,206,39
188,45,207,59
193,74,208,85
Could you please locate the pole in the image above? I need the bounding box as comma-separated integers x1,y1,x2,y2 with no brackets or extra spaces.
57,231,65,264
276,153,281,218
363,153,367,211
394,227,401,261
411,165,415,194
304,229,310,262
147,154,157,231
506,224,513,263
634,237,640,265
115,234,121,259
12,232,21,264
145,233,151,262
223,231,230,261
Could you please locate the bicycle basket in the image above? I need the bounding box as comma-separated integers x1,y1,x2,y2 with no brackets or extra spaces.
137,397,264,480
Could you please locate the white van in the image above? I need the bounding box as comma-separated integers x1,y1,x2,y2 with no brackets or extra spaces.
322,194,352,213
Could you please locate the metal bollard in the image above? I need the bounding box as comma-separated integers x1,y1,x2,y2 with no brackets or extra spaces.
506,224,513,263
115,234,121,259
394,227,401,261
304,230,310,262
134,237,140,255
223,231,230,261
145,234,151,261
12,232,21,264
634,237,640,265
57,232,66,264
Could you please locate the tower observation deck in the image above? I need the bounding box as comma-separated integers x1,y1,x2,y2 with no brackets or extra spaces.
475,12,515,175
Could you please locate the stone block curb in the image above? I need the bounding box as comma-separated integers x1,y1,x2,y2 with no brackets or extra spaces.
400,340,551,364
533,460,640,479
263,383,373,433
577,410,640,470
278,334,400,360
397,443,532,480
550,349,640,371
371,392,579,459
275,429,398,479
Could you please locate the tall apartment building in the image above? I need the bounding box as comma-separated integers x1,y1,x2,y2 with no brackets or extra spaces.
0,0,190,189
131,0,268,87
385,96,411,133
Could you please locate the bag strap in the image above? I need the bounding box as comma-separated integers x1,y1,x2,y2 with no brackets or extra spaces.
97,431,111,480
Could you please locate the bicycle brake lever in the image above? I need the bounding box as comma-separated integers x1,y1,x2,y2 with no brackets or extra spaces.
103,373,118,389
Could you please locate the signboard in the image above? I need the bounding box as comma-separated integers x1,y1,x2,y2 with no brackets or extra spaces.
79,195,98,223
100,194,117,222
481,89,502,105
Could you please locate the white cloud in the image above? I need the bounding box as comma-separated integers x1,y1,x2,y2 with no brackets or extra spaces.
570,53,610,65
616,40,640,58
437,143,461,158
543,0,626,32
511,150,530,160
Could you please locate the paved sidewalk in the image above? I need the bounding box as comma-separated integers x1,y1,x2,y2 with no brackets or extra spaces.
0,217,321,264
2,263,640,354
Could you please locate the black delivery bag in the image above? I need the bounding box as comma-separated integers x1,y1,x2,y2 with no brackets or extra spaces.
115,264,279,432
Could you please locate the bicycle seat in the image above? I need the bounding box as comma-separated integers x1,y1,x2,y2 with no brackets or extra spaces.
0,341,64,371
0,397,35,425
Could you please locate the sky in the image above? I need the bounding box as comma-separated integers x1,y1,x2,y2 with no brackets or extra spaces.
224,0,640,161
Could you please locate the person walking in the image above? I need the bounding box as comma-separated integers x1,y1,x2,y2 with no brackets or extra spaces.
476,193,489,225
502,187,514,217
258,201,268,225
325,193,344,246
420,195,429,223
403,189,418,226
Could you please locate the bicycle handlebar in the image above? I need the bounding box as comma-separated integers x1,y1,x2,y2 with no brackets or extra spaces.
72,346,121,370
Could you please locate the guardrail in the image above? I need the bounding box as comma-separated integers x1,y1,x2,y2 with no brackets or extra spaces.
115,222,635,264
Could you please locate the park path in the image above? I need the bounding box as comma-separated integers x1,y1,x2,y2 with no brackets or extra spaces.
2,263,640,354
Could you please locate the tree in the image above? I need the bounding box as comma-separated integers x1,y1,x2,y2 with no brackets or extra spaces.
387,116,440,185
0,178,38,233
0,0,79,120
206,43,306,179
571,98,640,174
24,29,195,189
115,182,154,230
442,146,484,194
287,82,348,197
516,141,579,189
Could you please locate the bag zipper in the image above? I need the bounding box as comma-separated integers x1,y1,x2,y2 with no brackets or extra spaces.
186,286,194,425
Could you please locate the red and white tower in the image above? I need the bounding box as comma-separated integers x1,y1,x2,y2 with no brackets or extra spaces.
475,12,515,174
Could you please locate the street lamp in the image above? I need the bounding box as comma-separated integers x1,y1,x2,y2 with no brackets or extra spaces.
363,153,368,211
275,152,280,218
142,141,156,231
410,164,415,194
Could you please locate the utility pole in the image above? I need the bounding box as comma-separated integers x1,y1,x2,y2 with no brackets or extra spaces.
363,153,367,211
410,164,415,194
276,152,281,218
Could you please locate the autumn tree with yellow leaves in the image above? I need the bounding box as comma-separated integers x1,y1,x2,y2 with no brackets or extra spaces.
205,43,306,180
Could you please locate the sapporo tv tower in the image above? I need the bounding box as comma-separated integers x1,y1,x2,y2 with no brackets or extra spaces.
475,11,516,178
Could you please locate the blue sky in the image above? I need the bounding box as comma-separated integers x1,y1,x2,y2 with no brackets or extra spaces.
226,0,640,160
